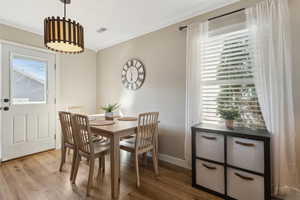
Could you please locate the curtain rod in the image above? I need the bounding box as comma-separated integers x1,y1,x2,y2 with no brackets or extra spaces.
179,8,245,31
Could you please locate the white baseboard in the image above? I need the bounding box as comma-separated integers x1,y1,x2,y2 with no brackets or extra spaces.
158,153,191,169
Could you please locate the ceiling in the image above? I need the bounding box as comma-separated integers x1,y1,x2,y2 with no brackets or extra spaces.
0,0,238,51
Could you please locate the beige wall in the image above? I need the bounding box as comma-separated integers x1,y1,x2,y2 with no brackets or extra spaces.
58,50,96,114
0,23,97,114
96,0,300,170
97,26,187,159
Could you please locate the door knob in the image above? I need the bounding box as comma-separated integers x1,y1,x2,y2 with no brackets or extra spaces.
0,107,9,111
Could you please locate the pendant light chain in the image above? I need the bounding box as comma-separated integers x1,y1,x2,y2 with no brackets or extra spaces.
64,0,66,18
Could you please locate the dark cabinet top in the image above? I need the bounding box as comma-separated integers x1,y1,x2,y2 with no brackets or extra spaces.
192,123,271,140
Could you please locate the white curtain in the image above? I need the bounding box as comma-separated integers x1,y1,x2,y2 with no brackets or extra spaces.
185,22,208,168
247,0,299,195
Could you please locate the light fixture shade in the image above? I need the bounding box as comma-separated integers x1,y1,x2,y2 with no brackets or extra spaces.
44,17,84,54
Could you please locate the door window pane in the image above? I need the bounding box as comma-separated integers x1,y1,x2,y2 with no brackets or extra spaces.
11,55,47,104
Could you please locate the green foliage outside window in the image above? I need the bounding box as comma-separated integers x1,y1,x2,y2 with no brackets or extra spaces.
215,33,265,129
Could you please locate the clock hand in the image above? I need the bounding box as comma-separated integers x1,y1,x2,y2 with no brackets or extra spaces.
130,69,133,81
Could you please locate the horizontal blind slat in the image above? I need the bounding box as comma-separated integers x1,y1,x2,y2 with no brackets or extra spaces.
203,65,252,71
202,70,253,76
201,46,253,56
202,60,252,67
203,34,249,44
201,42,251,52
201,56,251,64
202,51,252,60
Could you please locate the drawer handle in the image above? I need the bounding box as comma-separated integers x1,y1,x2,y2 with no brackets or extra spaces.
235,141,256,147
202,163,217,170
234,172,254,181
201,135,217,140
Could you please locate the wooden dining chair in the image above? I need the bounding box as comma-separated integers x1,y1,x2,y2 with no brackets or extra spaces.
58,111,77,181
120,112,159,187
68,105,107,143
71,114,110,196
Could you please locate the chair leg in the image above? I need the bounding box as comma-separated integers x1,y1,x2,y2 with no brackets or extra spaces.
72,154,81,184
142,152,147,166
97,156,105,178
97,157,102,178
70,149,77,181
59,145,67,172
87,158,95,196
152,149,159,175
102,155,105,174
135,154,140,187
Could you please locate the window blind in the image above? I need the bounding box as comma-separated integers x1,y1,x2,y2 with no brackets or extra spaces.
200,28,265,129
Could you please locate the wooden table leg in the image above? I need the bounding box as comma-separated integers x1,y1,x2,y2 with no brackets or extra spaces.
155,124,159,156
110,134,120,199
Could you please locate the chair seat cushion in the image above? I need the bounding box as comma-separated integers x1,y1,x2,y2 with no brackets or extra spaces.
92,135,108,143
120,137,154,153
120,135,135,141
120,138,136,152
94,141,110,155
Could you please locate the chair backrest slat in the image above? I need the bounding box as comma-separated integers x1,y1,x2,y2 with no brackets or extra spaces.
72,114,94,154
136,112,159,151
59,111,74,145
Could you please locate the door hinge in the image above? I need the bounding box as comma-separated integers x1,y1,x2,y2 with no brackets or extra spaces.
54,134,56,140
54,98,56,104
54,64,57,70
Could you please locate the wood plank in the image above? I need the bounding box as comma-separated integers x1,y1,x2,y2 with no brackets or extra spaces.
0,150,221,200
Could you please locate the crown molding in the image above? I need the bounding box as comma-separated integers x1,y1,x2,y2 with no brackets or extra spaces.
0,18,43,36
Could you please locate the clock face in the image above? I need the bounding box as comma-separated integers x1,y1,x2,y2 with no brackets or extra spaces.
121,59,145,90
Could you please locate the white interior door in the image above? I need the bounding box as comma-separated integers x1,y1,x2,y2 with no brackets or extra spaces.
1,43,56,161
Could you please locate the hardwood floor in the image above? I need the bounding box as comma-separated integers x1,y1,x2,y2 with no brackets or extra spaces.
0,150,221,200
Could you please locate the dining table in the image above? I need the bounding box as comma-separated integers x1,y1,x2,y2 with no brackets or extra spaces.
88,114,158,199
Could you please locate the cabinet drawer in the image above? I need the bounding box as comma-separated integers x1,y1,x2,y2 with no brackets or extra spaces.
227,168,264,200
227,137,264,173
196,160,225,194
196,132,224,162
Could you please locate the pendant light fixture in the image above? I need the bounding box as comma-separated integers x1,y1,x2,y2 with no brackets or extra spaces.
44,0,84,54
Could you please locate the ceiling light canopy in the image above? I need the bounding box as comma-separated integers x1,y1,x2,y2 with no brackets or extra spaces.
44,0,84,54
97,27,107,34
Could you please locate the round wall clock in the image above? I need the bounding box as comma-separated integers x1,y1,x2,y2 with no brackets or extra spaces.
121,59,145,90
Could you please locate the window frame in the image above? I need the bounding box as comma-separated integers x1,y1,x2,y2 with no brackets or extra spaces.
199,23,265,129
10,53,49,105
